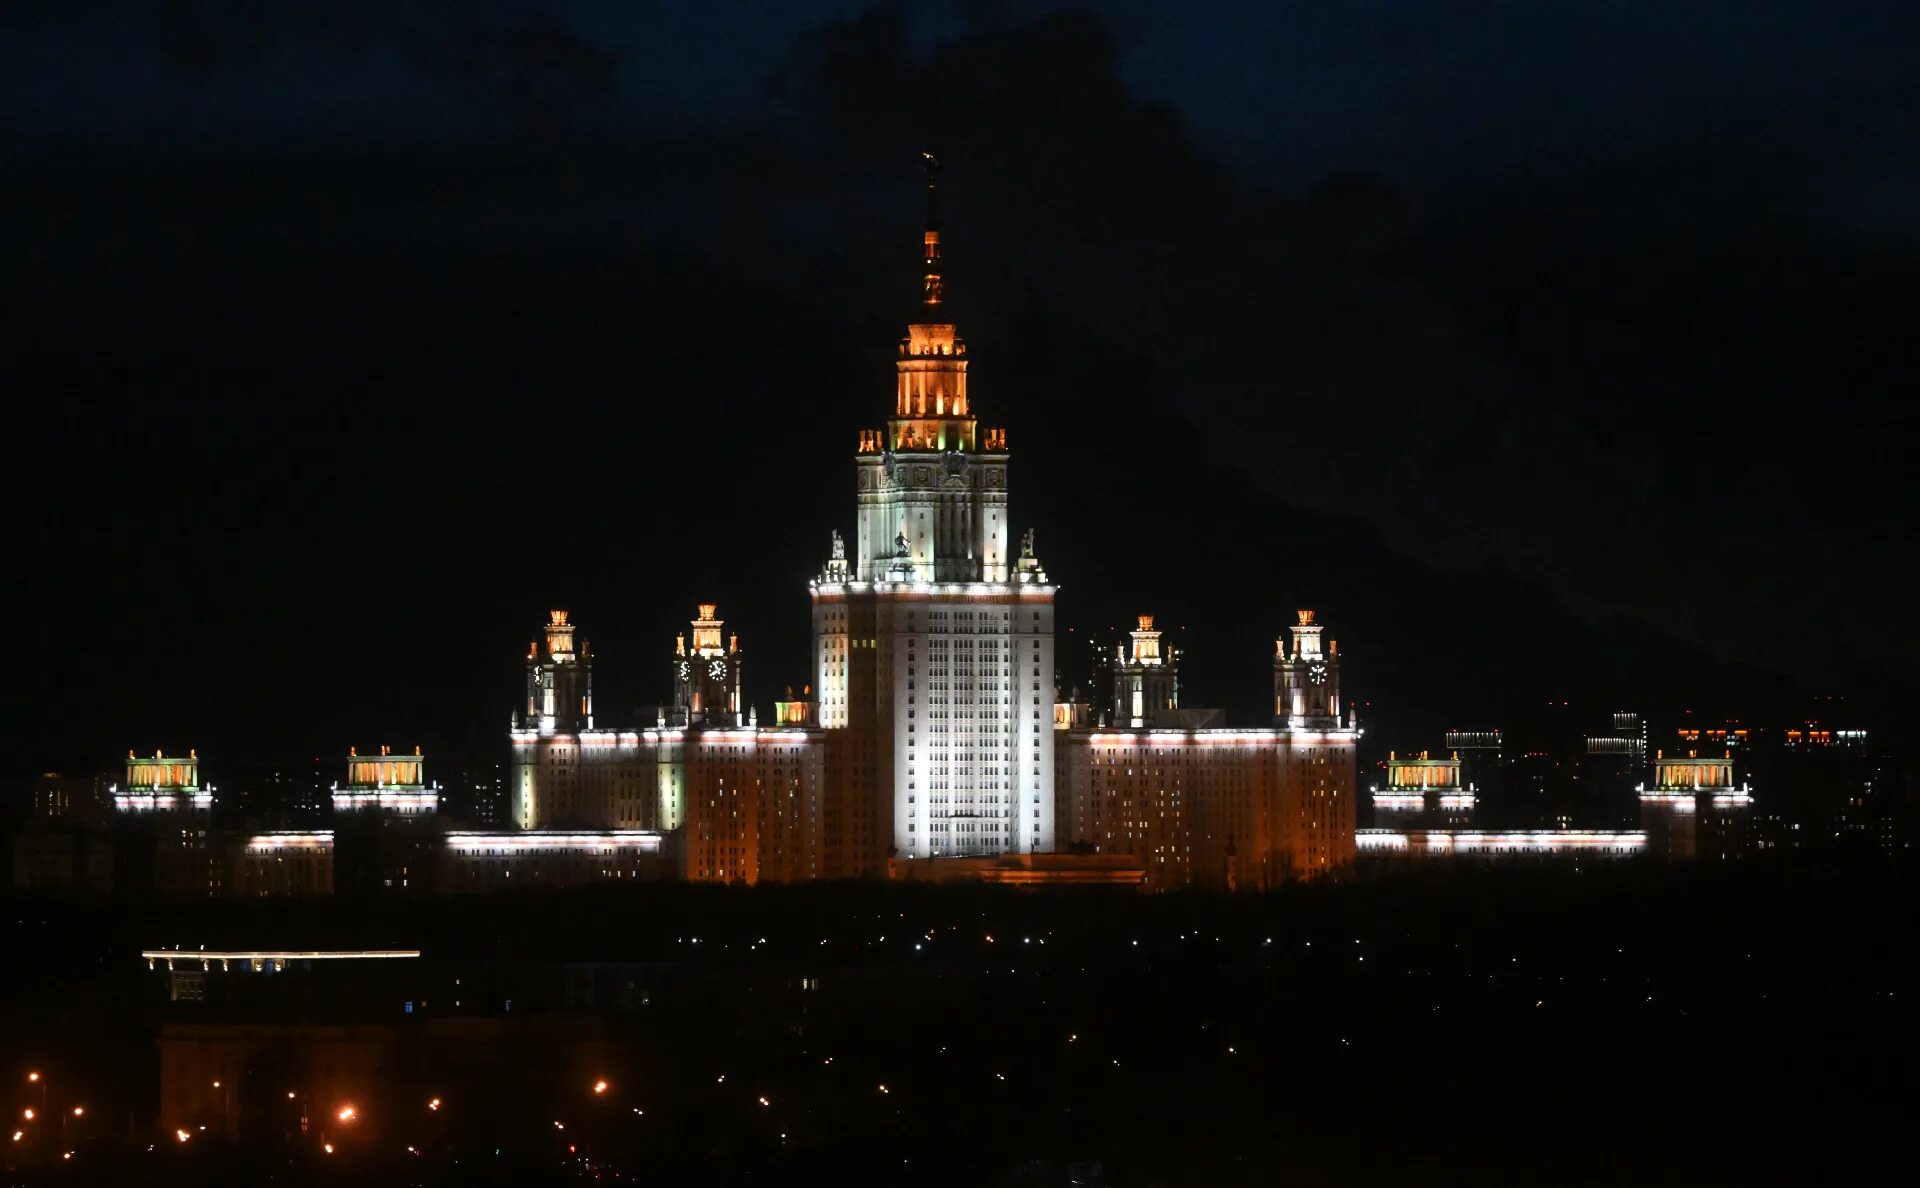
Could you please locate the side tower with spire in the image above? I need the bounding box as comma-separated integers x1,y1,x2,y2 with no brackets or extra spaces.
812,156,1057,870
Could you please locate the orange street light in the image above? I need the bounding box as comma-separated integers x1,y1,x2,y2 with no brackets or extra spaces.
211,1081,221,1089
22,1108,34,1121
10,1131,22,1143
71,1106,85,1118
592,1079,609,1095
175,1129,191,1143
323,1142,335,1154
427,1097,442,1111
336,1104,356,1123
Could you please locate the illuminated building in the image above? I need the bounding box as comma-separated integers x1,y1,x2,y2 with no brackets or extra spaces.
810,157,1056,866
1443,730,1505,822
671,604,746,727
1112,616,1173,727
113,749,211,813
680,728,823,884
1583,712,1648,825
1640,750,1754,861
1368,751,1473,827
511,612,662,831
1363,735,1645,862
235,831,335,897
508,607,828,884
1055,612,1361,891
332,746,438,815
330,747,440,895
1103,616,1221,730
113,749,223,897
1356,829,1645,857
440,830,670,889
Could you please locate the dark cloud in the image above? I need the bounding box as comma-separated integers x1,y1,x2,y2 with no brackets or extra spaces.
2,3,1914,768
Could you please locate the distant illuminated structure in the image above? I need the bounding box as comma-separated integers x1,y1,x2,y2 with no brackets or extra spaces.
510,610,654,831
1276,610,1342,729
332,745,438,815
1356,830,1645,857
1640,750,1753,860
440,830,669,889
811,154,1056,865
1587,713,1648,764
1113,616,1176,728
672,604,746,727
1370,751,1473,826
508,607,827,883
236,831,335,896
1361,736,1646,861
114,750,211,813
1584,712,1648,822
1055,611,1362,890
1443,729,1504,819
113,749,222,897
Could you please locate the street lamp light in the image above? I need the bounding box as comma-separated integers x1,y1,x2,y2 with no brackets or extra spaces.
592,1079,609,1095
336,1105,356,1124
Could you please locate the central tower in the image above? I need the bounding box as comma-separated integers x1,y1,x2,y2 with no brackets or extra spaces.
853,155,1010,583
812,156,1057,867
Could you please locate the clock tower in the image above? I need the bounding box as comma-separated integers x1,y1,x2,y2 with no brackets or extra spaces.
526,609,593,734
673,604,745,727
1276,609,1342,729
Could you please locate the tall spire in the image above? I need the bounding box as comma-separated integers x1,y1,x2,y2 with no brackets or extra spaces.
919,151,943,316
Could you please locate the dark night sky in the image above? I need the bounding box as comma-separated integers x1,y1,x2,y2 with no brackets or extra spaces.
3,1,1916,769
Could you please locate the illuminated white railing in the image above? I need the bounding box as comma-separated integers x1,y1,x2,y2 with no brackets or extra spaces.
443,831,664,854
1357,829,1646,856
1638,791,1699,812
113,791,213,812
245,832,335,853
1085,727,1360,747
1436,792,1476,810
1371,791,1424,809
331,789,438,814
810,580,1057,598
142,949,417,971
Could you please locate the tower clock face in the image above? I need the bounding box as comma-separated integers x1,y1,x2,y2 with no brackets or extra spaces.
709,659,728,680
677,660,690,682
1309,663,1328,685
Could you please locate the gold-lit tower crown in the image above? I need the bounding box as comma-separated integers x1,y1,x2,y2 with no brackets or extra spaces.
858,153,1005,458
545,609,576,659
